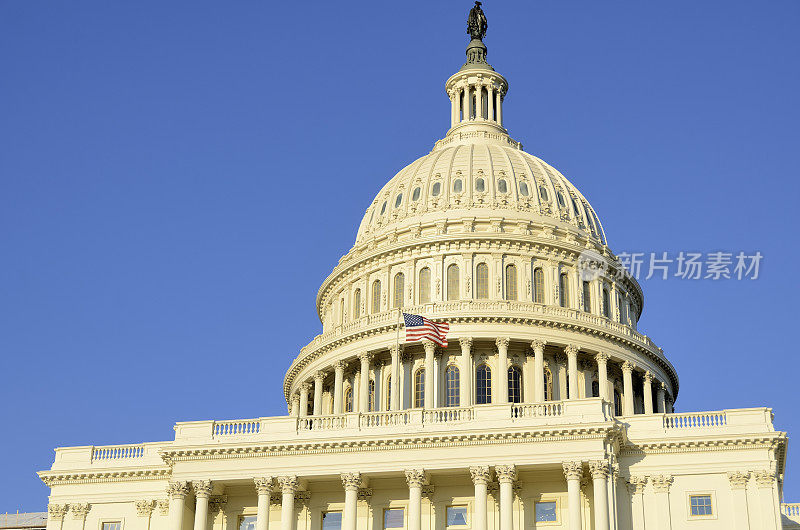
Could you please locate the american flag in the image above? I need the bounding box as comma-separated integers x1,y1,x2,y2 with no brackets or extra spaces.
403,312,450,347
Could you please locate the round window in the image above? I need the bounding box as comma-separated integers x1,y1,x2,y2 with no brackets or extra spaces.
395,194,403,208
476,178,485,192
412,187,421,201
519,182,529,196
453,179,463,193
432,182,441,196
498,179,508,193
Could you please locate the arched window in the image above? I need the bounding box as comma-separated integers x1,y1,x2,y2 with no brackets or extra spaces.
476,263,489,299
505,264,518,300
559,273,569,308
556,192,566,208
613,389,623,416
533,268,545,303
395,194,403,208
344,387,353,413
413,369,425,408
453,179,463,193
385,376,392,410
602,287,611,318
445,366,460,407
544,369,554,401
476,364,492,404
353,289,361,319
447,264,460,301
412,187,421,201
368,380,375,412
498,179,508,194
339,298,345,325
519,182,529,196
371,280,381,314
539,186,549,202
418,268,431,304
591,380,600,398
380,201,387,215
432,182,441,196
476,178,485,192
582,281,591,313
393,272,404,308
508,366,522,403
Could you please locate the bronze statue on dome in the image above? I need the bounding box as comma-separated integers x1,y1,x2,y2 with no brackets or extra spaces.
467,1,487,41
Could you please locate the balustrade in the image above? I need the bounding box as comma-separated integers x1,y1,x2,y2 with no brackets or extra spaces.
511,402,563,419
423,407,473,423
91,444,145,461
783,503,800,519
663,411,727,429
213,419,261,436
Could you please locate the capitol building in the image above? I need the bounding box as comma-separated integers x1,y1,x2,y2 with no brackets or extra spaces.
39,5,798,530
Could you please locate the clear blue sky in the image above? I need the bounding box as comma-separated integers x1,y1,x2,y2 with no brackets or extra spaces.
1,0,798,511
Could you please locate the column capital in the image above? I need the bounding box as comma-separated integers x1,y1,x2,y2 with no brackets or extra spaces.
643,371,653,383
135,500,155,517
340,472,363,491
277,476,299,494
156,500,170,516
621,360,635,373
167,480,191,499
564,344,579,357
727,471,750,489
626,476,647,495
290,394,300,405
650,474,673,493
469,466,491,485
295,491,312,508
530,339,546,352
595,352,609,364
299,382,311,393
420,339,437,354
313,370,327,382
660,380,668,391
562,461,583,481
192,480,213,498
495,337,510,350
254,477,274,495
554,352,567,366
752,470,775,488
70,503,91,520
459,337,474,351
405,469,427,488
48,504,69,521
358,351,374,363
389,344,403,356
588,460,610,479
209,496,227,515
334,360,348,372
495,464,517,484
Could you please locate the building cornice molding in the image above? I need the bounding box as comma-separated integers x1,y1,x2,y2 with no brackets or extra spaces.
38,467,171,487
621,432,787,457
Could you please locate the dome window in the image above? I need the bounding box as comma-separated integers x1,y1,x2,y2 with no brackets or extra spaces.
476,178,485,192
395,194,403,208
498,179,508,193
432,182,441,196
380,201,387,215
519,182,529,196
556,192,566,208
538,186,549,201
412,187,421,201
453,179,463,193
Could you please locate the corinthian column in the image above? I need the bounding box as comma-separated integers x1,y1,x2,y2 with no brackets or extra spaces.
621,362,634,416
459,338,473,406
405,470,426,530
565,345,579,399
531,339,546,402
595,353,609,401
657,382,667,413
727,472,750,530
390,345,401,410
487,85,495,122
627,477,647,530
496,338,510,404
651,475,673,528
254,478,274,530
470,466,490,530
753,471,778,529
589,461,610,530
341,473,362,530
422,340,436,408
358,352,373,412
313,371,325,416
643,371,654,414
167,481,190,530
333,361,346,414
278,476,298,530
192,481,212,530
495,465,516,530
298,383,310,417
562,462,583,530
462,85,470,121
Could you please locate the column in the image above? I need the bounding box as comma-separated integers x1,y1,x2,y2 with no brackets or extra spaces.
459,338,473,406
487,85,495,122
562,462,583,530
298,383,310,417
596,353,609,401
565,345,579,400
341,473,362,530
167,481,190,530
422,340,436,408
753,471,779,530
496,338,510,404
135,501,155,530
47,504,68,530
643,372,654,414
657,382,667,413
627,477,647,530
621,362,634,416
589,461,610,530
495,465,516,530
727,472,751,530
651,475,673,529
405,470,426,530
254,478,274,530
192,481,212,530
333,361,346,414
475,83,483,120
71,504,90,530
496,92,503,126
358,352,372,412
313,371,326,416
450,90,458,127
390,345,401,410
278,476,298,530
470,466,490,530
531,339,546,402
290,394,300,417
462,86,470,121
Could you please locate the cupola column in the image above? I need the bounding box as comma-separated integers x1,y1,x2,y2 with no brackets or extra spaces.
595,353,609,401
298,383,310,417
450,90,459,128
621,362,635,416
487,85,495,122
475,82,483,120
290,394,299,417
565,345,579,400
422,340,436,408
389,345,401,410
313,371,325,416
459,338,473,406
333,361,346,414
643,371,654,414
462,86,470,121
531,339,546,402
496,93,503,127
589,461,611,530
657,382,667,413
358,353,373,412
496,338,510,404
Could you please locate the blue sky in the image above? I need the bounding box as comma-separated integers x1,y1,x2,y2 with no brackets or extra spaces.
1,0,799,510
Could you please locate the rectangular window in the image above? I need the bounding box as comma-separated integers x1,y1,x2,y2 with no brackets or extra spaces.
322,511,343,530
384,508,404,529
102,523,122,530
689,495,713,517
535,501,558,522
239,517,256,530
446,506,468,527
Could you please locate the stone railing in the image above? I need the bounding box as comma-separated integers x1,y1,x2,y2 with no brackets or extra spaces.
49,442,167,471
91,444,145,461
663,411,727,429
213,419,261,436
423,406,474,423
783,503,800,523
625,408,774,442
511,402,564,419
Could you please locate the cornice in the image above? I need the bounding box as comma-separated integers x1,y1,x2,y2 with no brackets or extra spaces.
38,467,171,487
620,432,787,457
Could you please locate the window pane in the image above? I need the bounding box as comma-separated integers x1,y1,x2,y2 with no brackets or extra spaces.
690,495,713,516
582,281,591,312
519,182,529,196
353,290,361,319
384,509,404,529
505,265,517,300
535,502,557,522
446,366,460,407
395,194,403,208
380,201,387,214
414,369,425,408
453,179,462,193
476,263,489,299
239,517,257,530
476,365,492,404
412,187,421,201
533,268,545,303
393,273,404,308
476,178,485,192
322,512,342,530
372,281,381,313
447,264,460,300
446,506,468,527
559,273,569,307
498,179,508,193
539,186,549,201
432,182,441,196
419,268,431,304
508,366,522,403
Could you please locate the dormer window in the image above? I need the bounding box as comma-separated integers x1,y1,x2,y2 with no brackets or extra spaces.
412,187,421,201
519,182,529,196
556,191,566,208
539,186,549,201
453,179,463,193
498,179,508,193
432,182,441,196
476,178,485,192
